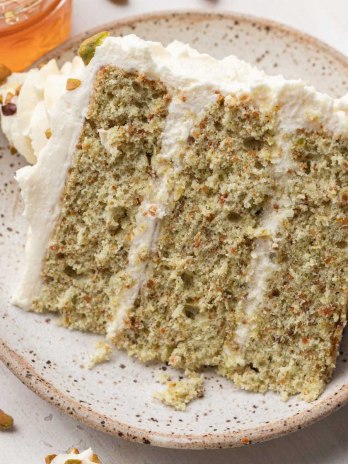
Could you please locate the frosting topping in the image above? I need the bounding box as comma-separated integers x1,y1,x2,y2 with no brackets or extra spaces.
49,448,99,464
0,56,85,164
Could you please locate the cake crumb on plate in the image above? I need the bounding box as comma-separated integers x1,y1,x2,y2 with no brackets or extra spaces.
154,372,204,411
88,341,113,368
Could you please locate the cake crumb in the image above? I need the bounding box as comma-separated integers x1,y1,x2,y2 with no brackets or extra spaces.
88,341,112,368
154,372,204,411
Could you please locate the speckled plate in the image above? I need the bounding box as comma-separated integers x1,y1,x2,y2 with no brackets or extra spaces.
1,11,348,450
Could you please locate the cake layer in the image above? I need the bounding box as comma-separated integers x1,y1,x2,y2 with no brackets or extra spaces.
114,94,277,367
229,129,348,400
13,35,260,312
111,82,348,400
32,66,170,332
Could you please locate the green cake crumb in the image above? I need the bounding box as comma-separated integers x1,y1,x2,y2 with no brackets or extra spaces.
88,341,113,368
32,66,170,333
154,373,204,411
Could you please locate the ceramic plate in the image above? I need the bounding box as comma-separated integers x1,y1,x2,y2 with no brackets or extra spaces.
1,11,348,449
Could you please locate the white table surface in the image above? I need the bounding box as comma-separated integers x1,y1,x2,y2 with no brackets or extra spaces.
2,0,348,462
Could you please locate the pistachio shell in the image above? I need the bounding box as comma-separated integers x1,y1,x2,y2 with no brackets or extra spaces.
78,31,110,65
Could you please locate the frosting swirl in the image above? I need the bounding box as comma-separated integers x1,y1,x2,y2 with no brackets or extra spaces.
0,56,84,164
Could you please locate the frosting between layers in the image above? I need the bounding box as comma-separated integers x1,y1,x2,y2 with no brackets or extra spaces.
233,138,296,353
106,88,218,338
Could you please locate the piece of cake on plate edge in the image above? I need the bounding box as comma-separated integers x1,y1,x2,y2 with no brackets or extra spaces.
1,32,347,409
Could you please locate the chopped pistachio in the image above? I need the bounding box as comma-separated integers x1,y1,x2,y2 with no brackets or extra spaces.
78,31,110,65
68,448,80,454
66,78,81,91
0,63,11,85
91,454,101,463
15,84,22,96
5,92,14,104
0,409,14,430
45,455,57,464
45,128,52,139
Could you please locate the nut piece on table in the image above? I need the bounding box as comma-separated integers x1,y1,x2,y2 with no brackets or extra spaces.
0,409,14,430
45,455,57,464
78,31,110,65
44,450,102,464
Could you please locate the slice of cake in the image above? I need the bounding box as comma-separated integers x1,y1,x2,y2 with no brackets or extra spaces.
2,33,348,403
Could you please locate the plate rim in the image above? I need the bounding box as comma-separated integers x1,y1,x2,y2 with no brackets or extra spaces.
2,9,348,450
2,339,348,449
33,8,348,73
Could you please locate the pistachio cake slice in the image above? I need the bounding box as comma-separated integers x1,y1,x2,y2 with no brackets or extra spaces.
3,33,348,403
111,75,348,401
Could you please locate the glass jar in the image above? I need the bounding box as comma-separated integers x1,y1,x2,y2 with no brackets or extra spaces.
0,0,72,71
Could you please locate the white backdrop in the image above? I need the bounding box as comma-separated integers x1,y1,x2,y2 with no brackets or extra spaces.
2,0,348,463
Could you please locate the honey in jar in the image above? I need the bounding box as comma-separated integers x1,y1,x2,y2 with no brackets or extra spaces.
0,0,72,71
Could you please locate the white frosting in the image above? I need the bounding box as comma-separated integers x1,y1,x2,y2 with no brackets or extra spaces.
8,34,348,346
0,56,85,163
50,448,98,464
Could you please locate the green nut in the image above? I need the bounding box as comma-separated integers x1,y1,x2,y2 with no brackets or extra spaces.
0,409,14,430
78,31,110,65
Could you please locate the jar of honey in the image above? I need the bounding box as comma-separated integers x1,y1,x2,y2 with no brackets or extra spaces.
0,0,72,71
